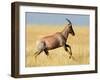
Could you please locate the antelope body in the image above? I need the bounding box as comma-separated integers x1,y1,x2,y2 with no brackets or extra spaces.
34,18,75,59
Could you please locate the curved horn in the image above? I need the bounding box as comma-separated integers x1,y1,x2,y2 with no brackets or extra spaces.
66,18,72,24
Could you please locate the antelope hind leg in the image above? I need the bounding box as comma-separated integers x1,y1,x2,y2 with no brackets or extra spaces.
44,48,49,56
44,49,52,59
34,50,42,58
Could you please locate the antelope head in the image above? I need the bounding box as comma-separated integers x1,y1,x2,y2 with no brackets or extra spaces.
66,18,75,36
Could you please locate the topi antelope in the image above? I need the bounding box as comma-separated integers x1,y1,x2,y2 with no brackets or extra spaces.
34,18,75,59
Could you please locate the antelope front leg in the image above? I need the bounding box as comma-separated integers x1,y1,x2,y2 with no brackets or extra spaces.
64,44,72,59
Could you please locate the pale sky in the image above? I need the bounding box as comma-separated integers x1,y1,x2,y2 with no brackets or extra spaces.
26,12,90,26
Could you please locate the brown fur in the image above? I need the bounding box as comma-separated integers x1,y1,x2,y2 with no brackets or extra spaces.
34,18,75,59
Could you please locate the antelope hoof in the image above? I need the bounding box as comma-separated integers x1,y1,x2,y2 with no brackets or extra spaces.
69,56,71,59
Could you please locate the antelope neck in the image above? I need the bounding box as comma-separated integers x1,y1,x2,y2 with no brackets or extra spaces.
61,26,69,40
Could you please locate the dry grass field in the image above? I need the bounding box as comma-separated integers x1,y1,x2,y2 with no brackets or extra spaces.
25,24,89,67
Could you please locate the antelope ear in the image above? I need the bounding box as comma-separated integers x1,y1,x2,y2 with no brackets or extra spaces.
68,24,72,27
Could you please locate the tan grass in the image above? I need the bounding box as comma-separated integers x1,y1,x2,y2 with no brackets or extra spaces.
25,25,89,67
